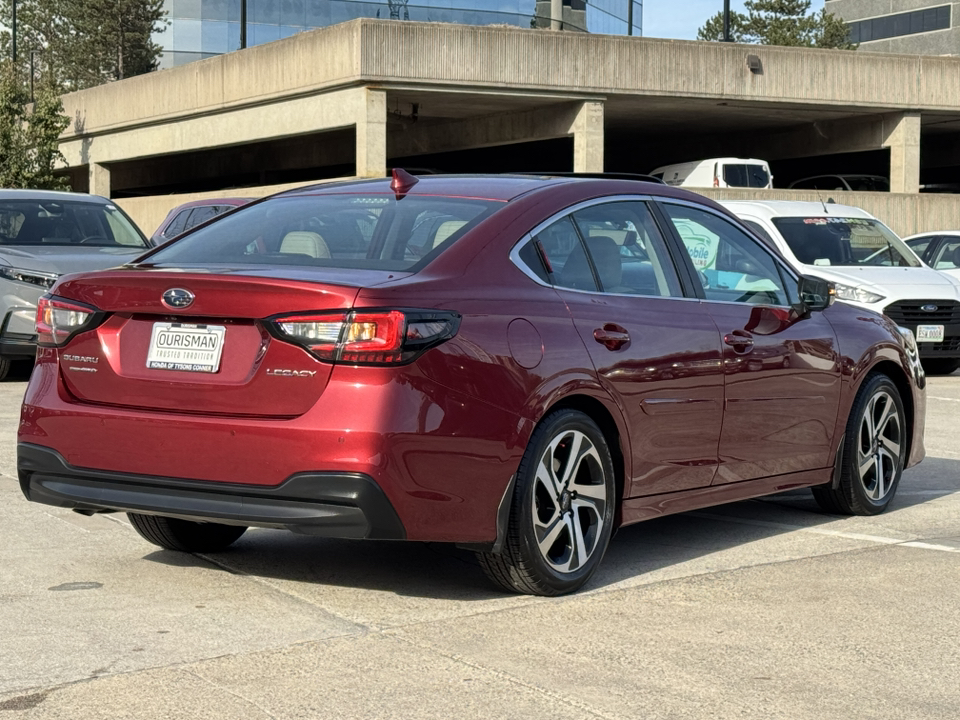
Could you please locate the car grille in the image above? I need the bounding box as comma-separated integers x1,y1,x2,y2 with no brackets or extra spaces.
884,300,960,325
918,337,960,355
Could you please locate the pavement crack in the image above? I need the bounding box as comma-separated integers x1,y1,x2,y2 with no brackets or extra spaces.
184,669,278,719
389,634,623,720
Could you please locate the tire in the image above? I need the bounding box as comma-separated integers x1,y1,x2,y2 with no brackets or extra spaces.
127,513,247,552
0,358,11,382
920,358,959,376
812,373,906,516
477,409,616,596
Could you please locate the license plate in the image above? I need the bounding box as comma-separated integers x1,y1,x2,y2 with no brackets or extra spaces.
916,324,944,343
146,323,226,373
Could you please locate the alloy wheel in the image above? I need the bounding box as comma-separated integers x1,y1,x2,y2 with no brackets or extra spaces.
532,429,608,573
857,390,903,501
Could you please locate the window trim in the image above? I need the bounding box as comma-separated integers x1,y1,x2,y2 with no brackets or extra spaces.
508,195,697,300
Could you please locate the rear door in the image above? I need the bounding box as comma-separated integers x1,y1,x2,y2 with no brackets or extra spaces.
658,201,842,484
524,199,725,496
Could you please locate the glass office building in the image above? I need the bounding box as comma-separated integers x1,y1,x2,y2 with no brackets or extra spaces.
156,0,643,68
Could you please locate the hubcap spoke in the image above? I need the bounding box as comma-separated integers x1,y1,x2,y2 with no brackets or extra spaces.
536,514,567,558
569,514,588,571
858,452,876,480
880,435,901,457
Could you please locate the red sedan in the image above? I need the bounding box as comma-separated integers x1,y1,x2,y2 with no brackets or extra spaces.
18,172,926,595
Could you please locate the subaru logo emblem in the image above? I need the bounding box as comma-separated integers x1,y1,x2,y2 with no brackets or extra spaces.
921,304,939,312
162,288,195,309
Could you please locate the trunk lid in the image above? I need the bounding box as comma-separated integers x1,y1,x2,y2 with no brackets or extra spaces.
53,268,392,417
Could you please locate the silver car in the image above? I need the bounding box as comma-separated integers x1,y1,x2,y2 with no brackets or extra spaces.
0,190,149,379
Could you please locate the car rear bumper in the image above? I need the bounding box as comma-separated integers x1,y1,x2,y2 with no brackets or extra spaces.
18,443,406,539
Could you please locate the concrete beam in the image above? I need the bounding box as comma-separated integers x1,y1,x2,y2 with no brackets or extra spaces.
60,87,370,168
89,163,111,198
883,112,920,194
356,88,387,178
389,100,604,170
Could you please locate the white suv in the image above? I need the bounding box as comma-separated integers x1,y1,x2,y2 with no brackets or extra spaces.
721,200,960,375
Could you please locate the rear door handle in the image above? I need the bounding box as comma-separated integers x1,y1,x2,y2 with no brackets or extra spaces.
594,324,630,351
723,331,754,353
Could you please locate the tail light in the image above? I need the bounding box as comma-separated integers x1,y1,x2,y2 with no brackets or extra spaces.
36,295,104,347
267,309,460,365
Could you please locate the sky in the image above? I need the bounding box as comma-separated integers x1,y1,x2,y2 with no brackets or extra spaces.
642,0,826,40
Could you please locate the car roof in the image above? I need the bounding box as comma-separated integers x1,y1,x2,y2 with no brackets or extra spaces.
904,231,960,240
720,200,878,220
275,173,703,204
163,197,254,213
0,189,112,204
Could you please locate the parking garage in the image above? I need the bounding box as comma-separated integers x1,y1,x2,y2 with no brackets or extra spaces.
55,18,960,235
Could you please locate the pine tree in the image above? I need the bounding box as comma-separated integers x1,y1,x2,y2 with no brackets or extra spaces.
0,63,69,189
0,0,166,91
698,0,855,49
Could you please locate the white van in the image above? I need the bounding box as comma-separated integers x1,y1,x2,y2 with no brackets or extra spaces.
648,157,773,189
722,199,960,375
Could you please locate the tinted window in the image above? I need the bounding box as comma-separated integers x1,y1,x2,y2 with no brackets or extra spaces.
533,217,596,291
0,200,146,247
906,236,936,261
845,177,889,192
932,237,960,269
146,194,501,271
771,217,920,268
570,202,682,297
723,164,770,188
741,220,779,250
163,209,192,238
185,205,220,230
662,204,789,306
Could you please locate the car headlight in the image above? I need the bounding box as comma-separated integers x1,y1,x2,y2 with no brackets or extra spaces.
0,266,58,289
833,282,885,304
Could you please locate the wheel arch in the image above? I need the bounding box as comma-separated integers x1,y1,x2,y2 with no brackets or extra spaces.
860,359,915,463
541,393,628,527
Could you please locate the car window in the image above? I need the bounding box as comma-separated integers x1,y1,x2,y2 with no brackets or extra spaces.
185,205,220,230
145,194,500,272
163,209,192,238
741,219,779,251
932,237,960,269
530,217,597,291
906,236,936,262
662,203,789,306
0,200,147,247
570,202,682,297
722,164,770,188
790,178,819,190
772,217,919,267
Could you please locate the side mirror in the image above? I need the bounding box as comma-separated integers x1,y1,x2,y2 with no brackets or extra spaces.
797,275,835,313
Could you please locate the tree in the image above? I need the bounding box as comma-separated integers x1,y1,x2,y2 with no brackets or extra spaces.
697,0,855,49
0,63,69,189
0,0,166,91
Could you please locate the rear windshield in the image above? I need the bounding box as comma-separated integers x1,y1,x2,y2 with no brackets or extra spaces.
772,217,920,267
845,176,889,192
723,164,770,188
0,200,147,247
145,194,501,271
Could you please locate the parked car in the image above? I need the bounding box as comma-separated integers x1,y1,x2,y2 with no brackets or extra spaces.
788,175,889,192
0,189,150,380
150,197,253,244
722,200,960,375
904,232,960,278
19,173,925,596
648,158,773,189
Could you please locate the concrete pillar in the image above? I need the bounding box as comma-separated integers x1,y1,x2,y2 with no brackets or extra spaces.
883,112,921,194
89,163,111,198
356,88,387,178
551,0,563,29
572,101,604,173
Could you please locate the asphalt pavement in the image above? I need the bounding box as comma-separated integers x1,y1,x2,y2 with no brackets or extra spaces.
1,361,958,719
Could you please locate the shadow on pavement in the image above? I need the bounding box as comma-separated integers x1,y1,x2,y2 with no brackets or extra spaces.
139,462,958,600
